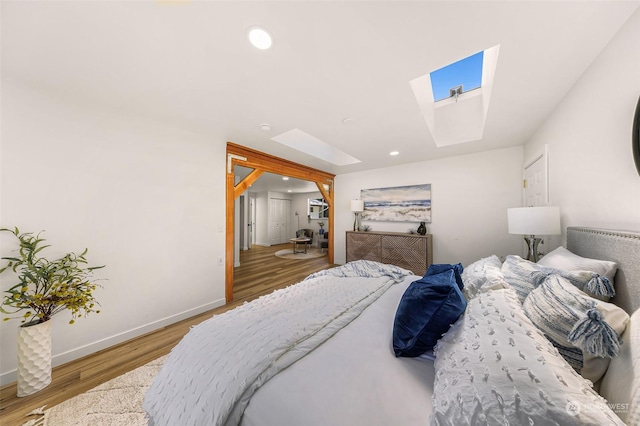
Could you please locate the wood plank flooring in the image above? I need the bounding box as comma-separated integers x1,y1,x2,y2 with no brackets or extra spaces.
0,244,334,426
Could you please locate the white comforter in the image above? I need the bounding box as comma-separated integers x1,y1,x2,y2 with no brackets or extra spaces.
241,273,436,426
143,261,411,426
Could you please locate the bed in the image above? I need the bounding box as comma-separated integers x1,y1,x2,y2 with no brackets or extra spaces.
143,227,639,426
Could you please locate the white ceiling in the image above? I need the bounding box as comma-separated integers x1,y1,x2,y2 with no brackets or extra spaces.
3,1,639,184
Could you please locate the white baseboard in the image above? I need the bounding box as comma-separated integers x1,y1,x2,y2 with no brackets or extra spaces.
0,298,226,386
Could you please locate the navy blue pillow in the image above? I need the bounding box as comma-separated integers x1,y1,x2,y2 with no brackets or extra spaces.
424,263,464,290
393,269,467,357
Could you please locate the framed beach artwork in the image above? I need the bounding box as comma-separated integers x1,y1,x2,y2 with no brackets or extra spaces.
360,184,431,222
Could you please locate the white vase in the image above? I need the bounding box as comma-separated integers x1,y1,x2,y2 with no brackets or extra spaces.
17,319,52,397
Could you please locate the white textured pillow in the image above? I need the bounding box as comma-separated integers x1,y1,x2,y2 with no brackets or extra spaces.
522,275,629,384
461,255,505,299
538,246,617,282
599,308,640,424
431,288,624,425
502,255,615,303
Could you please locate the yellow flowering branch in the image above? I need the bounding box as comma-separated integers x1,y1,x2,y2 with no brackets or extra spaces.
0,227,105,325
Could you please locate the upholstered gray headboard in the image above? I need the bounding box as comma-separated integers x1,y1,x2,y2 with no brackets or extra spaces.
567,227,640,314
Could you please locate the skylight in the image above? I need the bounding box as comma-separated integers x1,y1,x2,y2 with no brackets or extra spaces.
409,44,500,147
430,51,484,102
271,128,361,166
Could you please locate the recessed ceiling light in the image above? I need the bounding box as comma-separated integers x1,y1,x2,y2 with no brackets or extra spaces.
248,26,273,50
390,151,400,156
287,189,292,193
260,123,272,131
282,177,289,181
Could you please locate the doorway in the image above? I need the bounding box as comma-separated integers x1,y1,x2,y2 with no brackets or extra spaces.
226,142,335,302
523,144,549,207
237,194,256,252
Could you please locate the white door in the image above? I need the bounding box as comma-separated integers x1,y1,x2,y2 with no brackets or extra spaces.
269,199,278,245
269,199,291,244
249,196,255,247
281,200,291,243
523,146,548,207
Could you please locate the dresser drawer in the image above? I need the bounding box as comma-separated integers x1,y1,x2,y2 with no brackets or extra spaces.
346,232,381,262
381,247,427,275
381,235,427,253
346,231,432,274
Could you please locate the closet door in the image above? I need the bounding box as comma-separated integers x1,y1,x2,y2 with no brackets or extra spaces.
279,200,291,243
269,199,279,245
269,198,292,245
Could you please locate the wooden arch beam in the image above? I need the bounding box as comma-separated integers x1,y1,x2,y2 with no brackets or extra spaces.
226,142,336,302
234,169,264,200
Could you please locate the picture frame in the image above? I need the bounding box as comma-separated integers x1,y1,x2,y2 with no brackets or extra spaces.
360,184,431,222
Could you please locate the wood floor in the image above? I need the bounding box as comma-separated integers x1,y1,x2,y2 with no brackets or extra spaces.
0,243,334,426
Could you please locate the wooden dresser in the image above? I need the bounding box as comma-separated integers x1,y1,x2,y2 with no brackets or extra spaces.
346,231,433,276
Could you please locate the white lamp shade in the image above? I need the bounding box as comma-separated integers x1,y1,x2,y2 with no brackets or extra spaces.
507,206,561,235
350,199,364,212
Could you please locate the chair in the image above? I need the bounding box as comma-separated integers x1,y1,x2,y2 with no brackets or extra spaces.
320,233,329,253
296,229,314,247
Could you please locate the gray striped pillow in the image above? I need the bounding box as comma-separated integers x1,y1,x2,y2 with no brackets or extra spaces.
522,275,629,383
502,255,615,304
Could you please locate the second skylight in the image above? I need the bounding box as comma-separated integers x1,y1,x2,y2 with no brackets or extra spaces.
430,51,484,102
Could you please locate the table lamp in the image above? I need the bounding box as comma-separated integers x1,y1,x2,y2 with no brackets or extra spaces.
507,206,560,262
350,199,364,231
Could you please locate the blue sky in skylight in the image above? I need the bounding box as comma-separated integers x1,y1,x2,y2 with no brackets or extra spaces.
430,51,484,102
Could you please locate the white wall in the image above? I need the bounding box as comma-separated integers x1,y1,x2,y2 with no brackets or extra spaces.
334,146,525,267
0,80,227,385
524,8,640,237
291,193,309,235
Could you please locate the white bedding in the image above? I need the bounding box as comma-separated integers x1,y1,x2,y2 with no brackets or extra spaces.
144,229,639,426
144,262,415,426
241,274,435,426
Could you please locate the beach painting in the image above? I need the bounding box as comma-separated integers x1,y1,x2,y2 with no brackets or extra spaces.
360,184,431,222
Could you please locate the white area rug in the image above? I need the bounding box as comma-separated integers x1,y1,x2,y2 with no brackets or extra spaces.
22,356,167,426
274,247,326,260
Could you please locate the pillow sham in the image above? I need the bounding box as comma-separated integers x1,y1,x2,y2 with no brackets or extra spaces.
522,275,629,384
431,288,624,426
502,255,615,303
460,255,505,299
599,308,640,424
424,263,464,290
538,246,617,282
393,269,467,357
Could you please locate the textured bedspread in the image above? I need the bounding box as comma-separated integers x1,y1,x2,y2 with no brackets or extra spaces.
143,262,410,426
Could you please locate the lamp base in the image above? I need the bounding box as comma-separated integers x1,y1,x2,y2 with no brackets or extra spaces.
524,236,542,262
353,212,361,232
